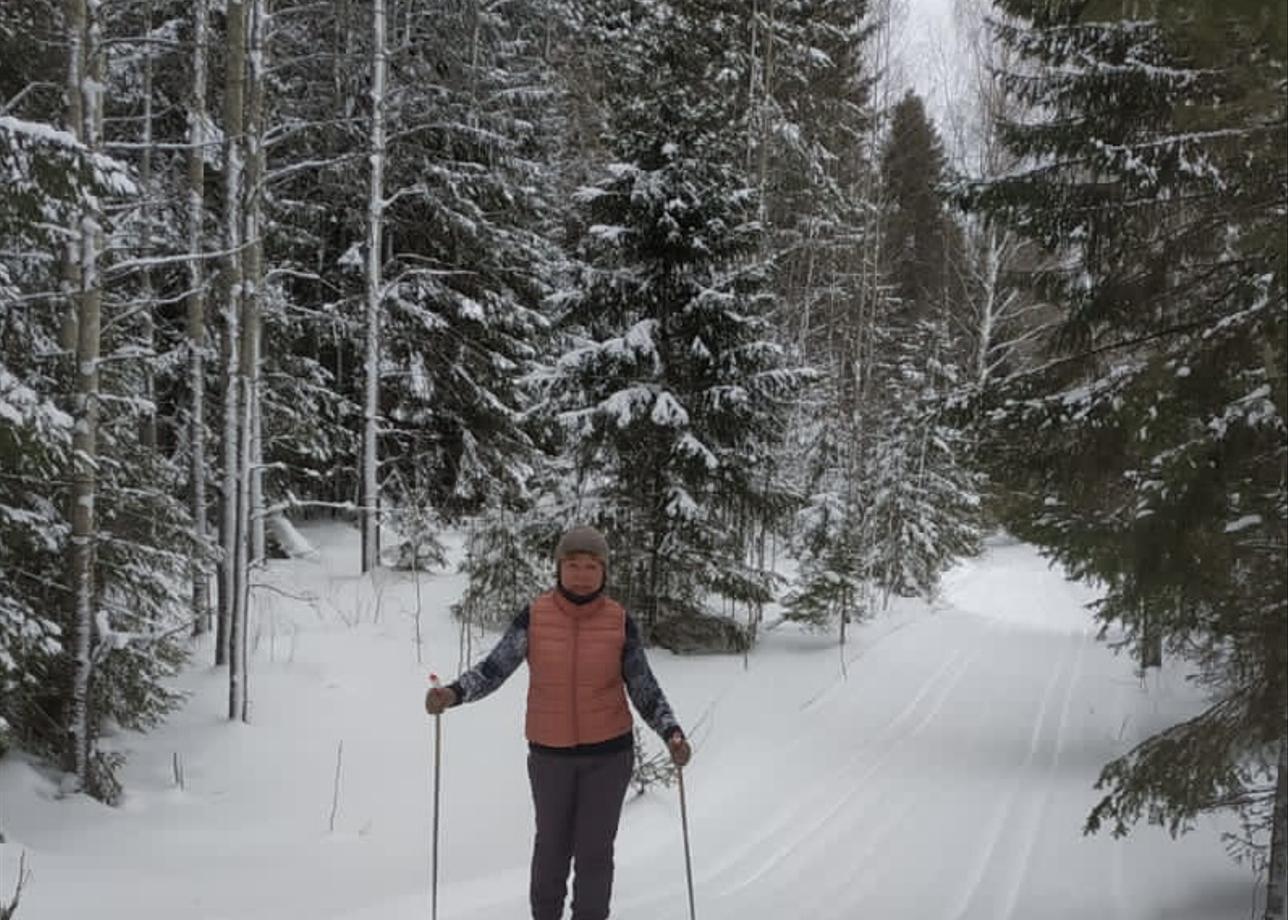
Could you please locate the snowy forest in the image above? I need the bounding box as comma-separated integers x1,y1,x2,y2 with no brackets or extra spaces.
0,0,1285,917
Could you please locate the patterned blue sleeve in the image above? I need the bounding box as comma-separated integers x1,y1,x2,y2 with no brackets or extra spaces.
622,615,682,741
448,609,529,704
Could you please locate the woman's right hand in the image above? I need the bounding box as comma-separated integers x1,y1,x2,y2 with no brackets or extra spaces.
424,686,457,715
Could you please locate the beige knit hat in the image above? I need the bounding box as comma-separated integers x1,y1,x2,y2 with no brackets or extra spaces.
554,525,609,564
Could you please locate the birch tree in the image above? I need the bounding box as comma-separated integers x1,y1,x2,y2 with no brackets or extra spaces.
244,0,268,570
945,0,1053,390
360,0,386,574
187,0,212,635
64,0,105,791
225,0,269,722
135,0,158,453
222,0,246,706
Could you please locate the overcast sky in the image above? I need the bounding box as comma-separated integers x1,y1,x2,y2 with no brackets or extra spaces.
894,0,979,164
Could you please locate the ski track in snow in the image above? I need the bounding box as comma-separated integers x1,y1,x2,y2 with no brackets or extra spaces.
615,609,1126,920
0,532,1256,920
700,644,973,895
944,639,1069,920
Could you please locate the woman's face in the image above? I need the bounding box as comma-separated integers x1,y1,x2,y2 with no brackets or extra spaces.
560,552,605,595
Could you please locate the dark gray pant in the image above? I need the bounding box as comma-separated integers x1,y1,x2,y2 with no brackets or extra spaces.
527,747,633,920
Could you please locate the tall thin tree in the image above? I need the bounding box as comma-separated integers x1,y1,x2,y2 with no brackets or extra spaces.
187,0,212,635
64,0,106,791
360,0,386,573
222,0,247,705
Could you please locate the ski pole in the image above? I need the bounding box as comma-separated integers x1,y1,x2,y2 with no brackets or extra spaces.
429,673,443,920
677,765,696,920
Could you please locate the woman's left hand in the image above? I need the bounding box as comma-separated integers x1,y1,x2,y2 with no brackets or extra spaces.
668,732,692,768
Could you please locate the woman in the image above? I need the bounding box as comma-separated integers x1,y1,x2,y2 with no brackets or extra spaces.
425,525,691,920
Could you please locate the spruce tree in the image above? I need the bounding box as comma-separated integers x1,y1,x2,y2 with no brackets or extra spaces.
870,91,980,600
0,1,198,795
963,0,1287,898
0,115,83,757
880,91,963,325
546,0,806,637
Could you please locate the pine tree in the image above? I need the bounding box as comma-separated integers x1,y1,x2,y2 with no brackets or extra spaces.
964,2,1287,905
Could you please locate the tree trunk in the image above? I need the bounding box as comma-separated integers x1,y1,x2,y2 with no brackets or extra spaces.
1267,734,1288,920
1140,605,1163,670
59,0,84,359
188,0,211,636
244,0,268,568
64,0,104,791
139,0,158,453
221,0,246,678
360,0,387,573
228,0,268,723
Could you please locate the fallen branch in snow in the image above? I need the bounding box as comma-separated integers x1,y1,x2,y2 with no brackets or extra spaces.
0,850,31,920
250,580,316,604
329,741,344,834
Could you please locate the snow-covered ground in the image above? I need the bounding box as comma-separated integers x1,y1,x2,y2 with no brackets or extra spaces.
0,525,1263,919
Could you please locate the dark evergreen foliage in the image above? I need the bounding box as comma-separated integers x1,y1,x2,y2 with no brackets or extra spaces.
963,0,1286,863
546,0,807,635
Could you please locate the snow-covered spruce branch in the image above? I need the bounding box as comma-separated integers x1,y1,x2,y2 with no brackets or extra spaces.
103,139,222,153
1000,302,1260,388
277,300,363,327
263,0,334,20
384,264,480,286
262,115,370,149
263,267,343,293
104,285,210,319
278,495,369,516
0,472,75,489
3,82,58,115
5,568,77,599
89,612,197,663
95,534,194,570
104,243,243,279
100,34,185,51
382,183,431,209
265,152,368,186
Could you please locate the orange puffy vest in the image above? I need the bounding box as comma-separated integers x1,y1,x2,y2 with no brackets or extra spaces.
525,589,633,747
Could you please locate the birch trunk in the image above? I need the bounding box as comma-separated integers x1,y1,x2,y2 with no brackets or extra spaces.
188,0,211,635
1267,734,1288,920
220,0,246,682
60,0,84,358
65,0,104,790
243,0,267,568
974,223,999,387
360,0,387,574
755,0,775,227
230,0,269,723
139,0,157,452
